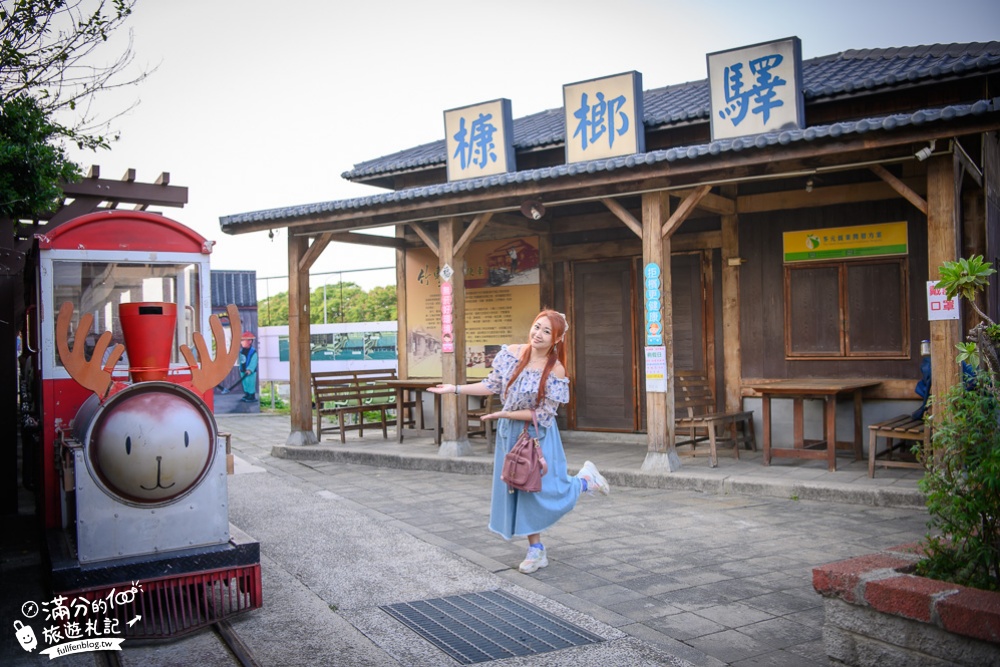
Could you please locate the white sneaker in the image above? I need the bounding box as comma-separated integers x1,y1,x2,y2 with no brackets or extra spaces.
578,460,610,496
518,546,548,573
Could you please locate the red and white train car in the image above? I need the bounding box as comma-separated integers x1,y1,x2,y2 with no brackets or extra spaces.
23,210,261,639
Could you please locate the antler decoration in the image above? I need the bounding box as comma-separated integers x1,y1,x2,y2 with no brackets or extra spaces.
56,302,125,401
180,304,241,394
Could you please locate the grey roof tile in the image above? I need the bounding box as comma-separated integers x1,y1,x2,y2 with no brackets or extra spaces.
343,42,1000,181
221,99,997,229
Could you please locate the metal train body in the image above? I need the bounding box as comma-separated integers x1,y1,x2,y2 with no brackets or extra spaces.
25,210,261,638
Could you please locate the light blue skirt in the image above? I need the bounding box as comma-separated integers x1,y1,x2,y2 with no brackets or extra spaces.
488,417,583,540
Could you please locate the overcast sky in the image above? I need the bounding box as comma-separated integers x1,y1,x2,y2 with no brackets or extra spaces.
62,0,1000,293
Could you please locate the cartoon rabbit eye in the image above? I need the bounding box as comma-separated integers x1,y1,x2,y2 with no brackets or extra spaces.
184,432,189,448
126,436,132,455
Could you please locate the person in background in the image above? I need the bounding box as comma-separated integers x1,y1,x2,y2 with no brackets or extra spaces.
239,331,258,402
429,309,609,574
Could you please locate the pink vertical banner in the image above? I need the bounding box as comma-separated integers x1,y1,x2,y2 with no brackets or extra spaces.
440,281,454,352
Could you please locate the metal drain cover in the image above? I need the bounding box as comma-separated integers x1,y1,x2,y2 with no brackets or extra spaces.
381,589,603,664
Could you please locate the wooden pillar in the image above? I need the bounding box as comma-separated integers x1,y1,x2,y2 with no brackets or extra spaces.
927,153,963,405
395,224,409,379
720,186,742,414
438,217,471,456
286,233,317,446
640,191,681,472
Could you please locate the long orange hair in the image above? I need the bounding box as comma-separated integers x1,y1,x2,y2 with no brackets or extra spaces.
504,309,568,405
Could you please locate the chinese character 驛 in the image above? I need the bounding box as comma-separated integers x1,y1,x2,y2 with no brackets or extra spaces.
719,54,787,128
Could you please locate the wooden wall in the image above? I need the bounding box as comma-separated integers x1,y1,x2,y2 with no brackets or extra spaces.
738,199,929,382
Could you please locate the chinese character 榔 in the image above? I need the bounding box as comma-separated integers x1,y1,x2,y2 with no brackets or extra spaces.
572,91,630,151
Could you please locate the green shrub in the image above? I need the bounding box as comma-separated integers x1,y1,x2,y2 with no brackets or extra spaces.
916,377,1000,591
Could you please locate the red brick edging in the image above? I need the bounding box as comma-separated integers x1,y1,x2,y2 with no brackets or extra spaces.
812,543,1000,645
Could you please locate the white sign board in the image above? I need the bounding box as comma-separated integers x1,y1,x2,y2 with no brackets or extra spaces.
926,281,961,321
707,37,804,141
645,346,667,393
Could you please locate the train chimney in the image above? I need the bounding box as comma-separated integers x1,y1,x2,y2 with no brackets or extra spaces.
119,302,176,382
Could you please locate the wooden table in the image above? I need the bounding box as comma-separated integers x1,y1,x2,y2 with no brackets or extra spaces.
746,379,881,472
380,379,442,445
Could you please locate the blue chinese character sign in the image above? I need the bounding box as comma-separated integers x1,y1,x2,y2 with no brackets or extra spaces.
707,37,804,141
444,99,515,182
563,71,644,164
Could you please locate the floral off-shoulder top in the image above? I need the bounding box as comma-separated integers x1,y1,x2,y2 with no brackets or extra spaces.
482,345,570,428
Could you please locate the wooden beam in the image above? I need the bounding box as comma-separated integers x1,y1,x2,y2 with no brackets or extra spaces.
301,231,406,249
549,230,721,263
662,184,711,238
453,211,493,258
489,212,549,235
600,197,643,237
954,140,983,188
673,188,735,215
60,176,189,207
409,222,439,257
736,178,924,214
299,233,334,273
869,164,928,215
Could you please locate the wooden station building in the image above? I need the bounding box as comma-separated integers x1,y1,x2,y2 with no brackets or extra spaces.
220,40,1000,470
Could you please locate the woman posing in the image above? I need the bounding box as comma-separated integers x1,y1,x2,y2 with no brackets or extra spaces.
429,309,609,574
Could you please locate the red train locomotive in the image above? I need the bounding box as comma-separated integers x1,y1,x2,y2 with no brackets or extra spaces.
20,210,261,639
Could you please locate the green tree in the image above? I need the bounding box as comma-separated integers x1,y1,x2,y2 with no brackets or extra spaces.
257,283,396,326
0,94,79,219
258,291,289,327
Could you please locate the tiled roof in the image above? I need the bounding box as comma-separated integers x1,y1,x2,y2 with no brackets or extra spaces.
220,99,997,230
343,42,1000,181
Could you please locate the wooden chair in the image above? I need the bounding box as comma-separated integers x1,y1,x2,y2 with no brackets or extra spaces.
868,414,928,477
674,371,756,467
467,394,496,452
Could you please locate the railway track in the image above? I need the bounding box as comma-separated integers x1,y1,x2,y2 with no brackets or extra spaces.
94,619,260,667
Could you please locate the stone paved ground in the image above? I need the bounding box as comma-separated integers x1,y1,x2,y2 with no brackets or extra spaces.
220,414,929,666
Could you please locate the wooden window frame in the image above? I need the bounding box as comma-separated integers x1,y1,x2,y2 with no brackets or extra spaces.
783,257,910,360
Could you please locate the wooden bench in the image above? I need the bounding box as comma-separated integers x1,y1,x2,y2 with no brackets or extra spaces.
674,371,756,467
312,369,404,443
868,414,928,477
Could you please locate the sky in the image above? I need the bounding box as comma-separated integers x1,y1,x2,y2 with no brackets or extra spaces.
60,0,1000,295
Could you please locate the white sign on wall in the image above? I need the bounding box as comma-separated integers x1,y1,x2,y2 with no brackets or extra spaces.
926,281,961,321
645,346,667,393
707,37,804,141
444,98,515,182
563,71,644,164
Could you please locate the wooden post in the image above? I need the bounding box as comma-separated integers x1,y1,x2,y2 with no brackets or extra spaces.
640,191,681,472
720,186,743,414
395,225,409,379
438,217,471,456
286,233,317,446
926,153,962,406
